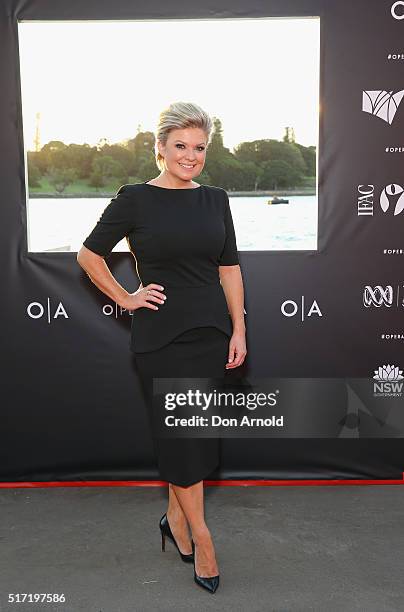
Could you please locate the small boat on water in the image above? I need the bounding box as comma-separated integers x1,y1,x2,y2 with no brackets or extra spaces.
267,196,289,205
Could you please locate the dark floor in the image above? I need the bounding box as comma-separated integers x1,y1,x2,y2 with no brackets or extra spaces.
0,485,403,612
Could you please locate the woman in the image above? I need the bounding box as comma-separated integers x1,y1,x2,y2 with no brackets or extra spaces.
77,101,247,594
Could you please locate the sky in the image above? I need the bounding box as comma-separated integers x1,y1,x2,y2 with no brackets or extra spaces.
18,18,320,153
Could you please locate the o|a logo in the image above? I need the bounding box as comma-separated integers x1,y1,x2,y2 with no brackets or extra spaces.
26,299,69,323
281,297,323,321
392,1,404,19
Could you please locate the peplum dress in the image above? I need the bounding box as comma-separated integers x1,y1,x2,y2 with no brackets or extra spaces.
83,181,240,486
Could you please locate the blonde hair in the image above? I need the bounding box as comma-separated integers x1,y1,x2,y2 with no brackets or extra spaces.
154,101,213,171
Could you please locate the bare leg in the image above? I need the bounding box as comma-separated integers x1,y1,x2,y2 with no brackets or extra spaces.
171,480,219,578
166,483,193,555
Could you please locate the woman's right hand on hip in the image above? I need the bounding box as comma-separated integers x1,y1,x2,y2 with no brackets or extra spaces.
123,283,166,311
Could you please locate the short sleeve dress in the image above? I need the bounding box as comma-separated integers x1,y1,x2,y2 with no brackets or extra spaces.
82,181,240,486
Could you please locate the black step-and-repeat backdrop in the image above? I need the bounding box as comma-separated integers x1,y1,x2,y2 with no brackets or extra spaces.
2,0,404,482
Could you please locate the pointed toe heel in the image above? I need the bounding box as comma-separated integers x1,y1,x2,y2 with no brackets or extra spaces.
159,513,194,563
192,541,220,594
194,573,220,594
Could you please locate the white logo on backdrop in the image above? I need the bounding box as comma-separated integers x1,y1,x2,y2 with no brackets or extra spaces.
363,286,394,308
102,303,133,318
357,184,374,216
26,299,69,322
391,1,404,19
362,90,404,124
373,364,404,381
280,297,323,321
373,363,404,397
380,184,404,216
357,184,404,217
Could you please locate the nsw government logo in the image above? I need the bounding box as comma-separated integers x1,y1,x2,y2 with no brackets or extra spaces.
373,364,404,397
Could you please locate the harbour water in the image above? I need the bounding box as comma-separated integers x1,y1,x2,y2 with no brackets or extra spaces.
27,194,317,253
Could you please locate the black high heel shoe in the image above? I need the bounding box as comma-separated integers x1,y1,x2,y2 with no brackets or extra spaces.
159,513,194,563
192,541,220,594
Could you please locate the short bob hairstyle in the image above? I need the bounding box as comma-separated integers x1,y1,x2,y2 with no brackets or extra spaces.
154,101,213,171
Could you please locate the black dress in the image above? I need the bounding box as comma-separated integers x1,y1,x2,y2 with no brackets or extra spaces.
83,182,240,486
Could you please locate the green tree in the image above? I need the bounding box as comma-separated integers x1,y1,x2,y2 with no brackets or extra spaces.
234,138,307,189
28,150,47,175
98,143,134,174
89,169,105,191
48,167,77,193
261,160,294,190
28,163,41,188
91,155,126,184
204,117,235,186
40,141,69,171
28,122,316,193
126,131,156,178
65,143,96,179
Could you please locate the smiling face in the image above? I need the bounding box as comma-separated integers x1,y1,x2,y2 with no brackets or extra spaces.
157,127,208,183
